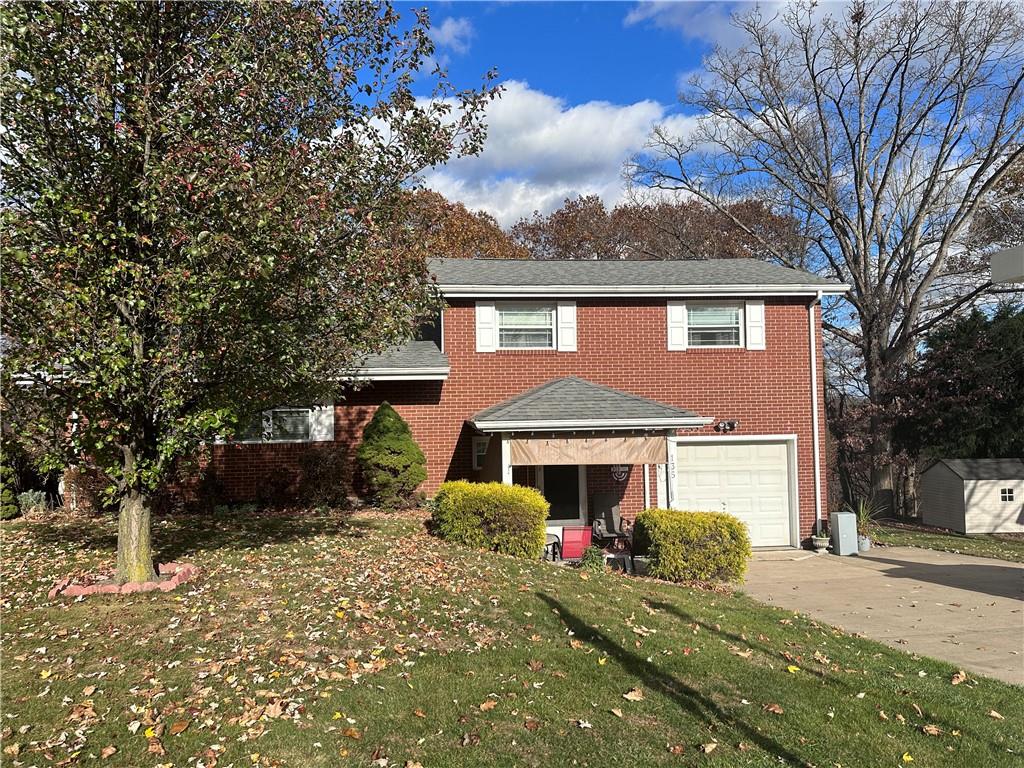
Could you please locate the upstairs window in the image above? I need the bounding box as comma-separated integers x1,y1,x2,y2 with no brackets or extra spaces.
497,304,555,349
688,303,743,347
1001,488,1015,502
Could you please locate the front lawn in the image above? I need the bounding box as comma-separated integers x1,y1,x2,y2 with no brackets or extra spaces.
2,509,1022,767
874,521,1024,563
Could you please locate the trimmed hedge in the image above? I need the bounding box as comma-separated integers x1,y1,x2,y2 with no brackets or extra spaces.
356,402,426,510
430,481,549,559
633,508,751,583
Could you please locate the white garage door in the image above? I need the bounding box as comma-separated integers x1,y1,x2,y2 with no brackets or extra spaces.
675,441,792,547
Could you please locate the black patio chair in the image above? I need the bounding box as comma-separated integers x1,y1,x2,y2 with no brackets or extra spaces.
591,492,631,548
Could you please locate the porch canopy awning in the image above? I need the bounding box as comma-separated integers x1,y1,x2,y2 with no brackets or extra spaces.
469,377,712,465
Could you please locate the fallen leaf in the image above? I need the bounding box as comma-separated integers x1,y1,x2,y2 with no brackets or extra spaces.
413,709,426,718
623,687,645,702
524,719,541,731
82,685,97,696
610,708,623,719
342,727,362,740
787,665,800,674
668,743,685,754
576,719,592,729
147,738,165,756
479,700,497,712
951,671,967,685
701,742,718,754
988,710,1005,721
922,724,942,736
460,732,481,747
763,703,784,715
169,720,190,736
100,745,117,759
902,753,914,763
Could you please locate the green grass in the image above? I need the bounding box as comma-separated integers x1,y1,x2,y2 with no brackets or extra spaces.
874,522,1024,563
2,509,1022,767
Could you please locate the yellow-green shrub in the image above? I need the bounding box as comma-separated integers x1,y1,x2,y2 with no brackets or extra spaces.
633,508,751,583
430,481,549,559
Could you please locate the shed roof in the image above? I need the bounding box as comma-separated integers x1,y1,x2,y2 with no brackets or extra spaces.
931,458,1024,481
469,376,709,432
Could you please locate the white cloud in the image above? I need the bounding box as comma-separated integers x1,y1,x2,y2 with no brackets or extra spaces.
430,17,475,55
422,80,698,225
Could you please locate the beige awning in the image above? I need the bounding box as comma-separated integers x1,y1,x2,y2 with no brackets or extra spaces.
508,435,666,466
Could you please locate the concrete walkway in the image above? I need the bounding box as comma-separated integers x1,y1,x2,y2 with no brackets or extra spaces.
743,545,1024,685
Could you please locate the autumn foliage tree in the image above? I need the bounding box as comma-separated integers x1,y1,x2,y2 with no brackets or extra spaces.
510,194,806,262
0,2,496,582
408,190,527,260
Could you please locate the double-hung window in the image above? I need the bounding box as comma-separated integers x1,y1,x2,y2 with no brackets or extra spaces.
497,304,556,350
688,303,743,347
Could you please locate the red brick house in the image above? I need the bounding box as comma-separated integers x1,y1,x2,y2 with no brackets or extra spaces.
212,258,848,547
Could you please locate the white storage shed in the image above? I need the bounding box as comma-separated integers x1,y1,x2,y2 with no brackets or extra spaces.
919,459,1024,534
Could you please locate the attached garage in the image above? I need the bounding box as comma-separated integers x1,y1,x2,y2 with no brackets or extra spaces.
672,437,798,547
920,459,1024,534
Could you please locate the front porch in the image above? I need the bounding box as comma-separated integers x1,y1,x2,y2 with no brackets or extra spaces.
467,377,714,558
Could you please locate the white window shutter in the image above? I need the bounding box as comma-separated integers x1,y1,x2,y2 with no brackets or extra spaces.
309,404,335,442
556,301,577,351
475,301,496,352
745,300,766,350
667,300,688,350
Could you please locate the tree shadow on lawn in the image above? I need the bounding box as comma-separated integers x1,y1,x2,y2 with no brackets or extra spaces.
21,507,372,564
536,593,807,765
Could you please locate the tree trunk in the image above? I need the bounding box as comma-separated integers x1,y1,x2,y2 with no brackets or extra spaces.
865,344,895,518
116,488,157,583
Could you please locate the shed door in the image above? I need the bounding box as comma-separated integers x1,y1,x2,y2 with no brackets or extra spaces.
675,441,792,546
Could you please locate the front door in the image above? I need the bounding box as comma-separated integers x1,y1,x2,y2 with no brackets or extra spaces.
543,465,581,522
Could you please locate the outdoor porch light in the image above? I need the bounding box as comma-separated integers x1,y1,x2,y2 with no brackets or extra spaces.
714,420,739,433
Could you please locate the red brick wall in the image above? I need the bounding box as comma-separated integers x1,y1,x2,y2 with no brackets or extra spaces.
212,297,828,539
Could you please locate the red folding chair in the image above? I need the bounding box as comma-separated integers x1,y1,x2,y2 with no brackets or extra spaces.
559,526,592,560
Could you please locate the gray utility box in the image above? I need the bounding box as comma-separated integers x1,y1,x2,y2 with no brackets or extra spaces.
829,511,858,556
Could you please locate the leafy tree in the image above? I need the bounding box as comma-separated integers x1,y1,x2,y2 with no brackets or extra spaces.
409,190,527,260
630,0,1024,512
894,305,1024,460
510,194,805,262
355,403,426,509
0,2,496,582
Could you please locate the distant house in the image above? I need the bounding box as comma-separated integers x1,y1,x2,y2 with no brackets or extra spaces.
920,459,1024,534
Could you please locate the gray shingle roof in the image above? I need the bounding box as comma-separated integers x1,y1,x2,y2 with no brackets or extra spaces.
357,341,449,372
470,377,704,431
935,458,1024,480
429,257,845,291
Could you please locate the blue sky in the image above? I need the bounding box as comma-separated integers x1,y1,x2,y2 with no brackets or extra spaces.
398,1,760,225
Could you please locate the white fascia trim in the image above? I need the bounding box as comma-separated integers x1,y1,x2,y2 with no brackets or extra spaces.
351,367,449,381
439,283,850,299
472,416,714,433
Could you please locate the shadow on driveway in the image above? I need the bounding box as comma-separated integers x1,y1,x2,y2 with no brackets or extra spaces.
859,554,1024,601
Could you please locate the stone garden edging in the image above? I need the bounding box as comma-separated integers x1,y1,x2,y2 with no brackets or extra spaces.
48,562,198,599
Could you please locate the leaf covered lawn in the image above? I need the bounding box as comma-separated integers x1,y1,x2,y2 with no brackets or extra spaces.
2,508,1022,767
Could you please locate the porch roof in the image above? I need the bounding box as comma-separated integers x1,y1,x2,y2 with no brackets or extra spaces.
469,376,711,432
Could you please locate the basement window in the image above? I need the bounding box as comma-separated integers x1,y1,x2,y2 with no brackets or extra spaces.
1001,488,1015,502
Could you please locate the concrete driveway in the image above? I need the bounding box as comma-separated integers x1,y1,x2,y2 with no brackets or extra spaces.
743,546,1024,685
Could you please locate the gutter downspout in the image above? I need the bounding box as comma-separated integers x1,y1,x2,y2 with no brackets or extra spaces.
808,291,824,529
